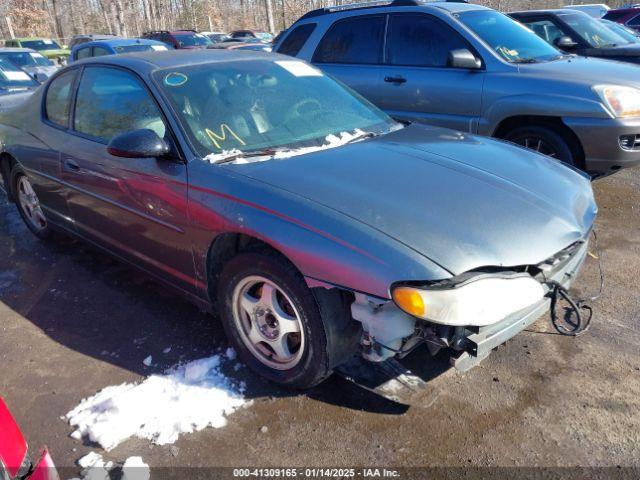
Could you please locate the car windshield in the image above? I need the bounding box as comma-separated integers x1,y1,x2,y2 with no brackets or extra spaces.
256,32,273,41
207,34,227,43
0,58,38,88
173,33,212,47
601,19,640,43
458,10,562,63
21,39,62,50
155,59,396,158
559,12,632,47
0,51,53,67
114,44,168,53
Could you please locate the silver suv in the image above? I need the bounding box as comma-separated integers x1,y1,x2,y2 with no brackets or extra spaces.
275,0,640,177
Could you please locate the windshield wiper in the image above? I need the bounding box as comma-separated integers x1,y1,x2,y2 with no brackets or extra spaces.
343,131,377,144
512,57,539,64
212,148,279,165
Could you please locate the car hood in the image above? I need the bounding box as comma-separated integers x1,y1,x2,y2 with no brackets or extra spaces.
583,44,640,58
520,55,640,87
226,124,597,276
42,48,70,57
21,65,58,79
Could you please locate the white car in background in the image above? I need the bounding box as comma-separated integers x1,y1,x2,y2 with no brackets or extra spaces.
0,57,40,112
562,3,610,18
0,48,58,83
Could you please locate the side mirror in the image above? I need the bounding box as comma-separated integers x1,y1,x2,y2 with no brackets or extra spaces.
447,48,482,69
33,72,49,83
554,36,578,50
107,129,170,158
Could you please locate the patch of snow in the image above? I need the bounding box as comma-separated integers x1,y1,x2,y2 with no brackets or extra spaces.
162,347,171,354
203,129,370,165
78,452,104,469
66,355,248,451
203,149,243,164
75,454,148,480
142,355,153,367
225,347,236,361
121,456,150,480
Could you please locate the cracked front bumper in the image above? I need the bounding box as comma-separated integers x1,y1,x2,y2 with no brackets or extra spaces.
453,240,589,371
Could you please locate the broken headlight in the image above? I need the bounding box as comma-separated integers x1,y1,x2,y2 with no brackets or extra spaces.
391,273,545,327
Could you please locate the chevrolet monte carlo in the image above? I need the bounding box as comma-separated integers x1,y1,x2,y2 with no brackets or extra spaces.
0,50,597,388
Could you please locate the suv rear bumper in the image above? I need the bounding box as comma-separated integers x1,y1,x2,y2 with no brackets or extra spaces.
563,116,640,177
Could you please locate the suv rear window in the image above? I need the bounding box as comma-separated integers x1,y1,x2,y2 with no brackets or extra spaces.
312,16,385,64
277,23,316,56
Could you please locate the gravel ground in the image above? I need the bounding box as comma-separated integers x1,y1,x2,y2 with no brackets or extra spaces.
0,168,639,475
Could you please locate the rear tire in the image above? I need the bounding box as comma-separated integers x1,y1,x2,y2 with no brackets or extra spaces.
11,165,51,240
217,249,355,389
503,125,577,167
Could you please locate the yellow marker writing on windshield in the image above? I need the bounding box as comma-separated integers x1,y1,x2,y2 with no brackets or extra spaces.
205,124,246,150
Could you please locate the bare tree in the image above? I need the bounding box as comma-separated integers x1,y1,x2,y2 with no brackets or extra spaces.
0,0,632,44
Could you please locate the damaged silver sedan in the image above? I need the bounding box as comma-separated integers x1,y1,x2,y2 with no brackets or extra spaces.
0,50,597,389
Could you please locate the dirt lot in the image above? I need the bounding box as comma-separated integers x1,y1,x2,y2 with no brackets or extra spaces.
1,168,639,475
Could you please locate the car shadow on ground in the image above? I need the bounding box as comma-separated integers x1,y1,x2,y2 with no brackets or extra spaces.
0,196,450,416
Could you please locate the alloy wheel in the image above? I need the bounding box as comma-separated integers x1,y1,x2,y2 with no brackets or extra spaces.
16,176,47,232
231,275,305,370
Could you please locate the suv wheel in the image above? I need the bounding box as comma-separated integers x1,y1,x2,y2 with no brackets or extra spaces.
217,249,351,389
503,125,577,167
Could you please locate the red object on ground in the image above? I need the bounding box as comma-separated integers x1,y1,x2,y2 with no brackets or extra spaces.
0,397,28,478
29,448,59,480
0,397,58,480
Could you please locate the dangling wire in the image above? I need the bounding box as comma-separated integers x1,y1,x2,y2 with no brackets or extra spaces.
547,230,604,337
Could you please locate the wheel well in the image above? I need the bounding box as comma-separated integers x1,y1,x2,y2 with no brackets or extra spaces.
0,153,16,201
206,233,294,308
493,115,585,169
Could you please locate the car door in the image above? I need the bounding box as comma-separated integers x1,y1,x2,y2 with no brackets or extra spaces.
311,15,385,103
60,65,196,293
376,13,485,132
33,68,79,228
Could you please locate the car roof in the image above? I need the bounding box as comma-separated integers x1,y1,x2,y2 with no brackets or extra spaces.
297,0,487,20
12,37,54,41
71,48,282,71
606,7,640,14
510,8,588,16
0,47,37,53
75,38,165,49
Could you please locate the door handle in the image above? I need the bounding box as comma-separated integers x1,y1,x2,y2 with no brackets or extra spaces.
65,159,80,171
384,76,407,84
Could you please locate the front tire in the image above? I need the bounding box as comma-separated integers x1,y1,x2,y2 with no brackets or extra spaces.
11,166,51,239
503,125,577,167
217,250,344,388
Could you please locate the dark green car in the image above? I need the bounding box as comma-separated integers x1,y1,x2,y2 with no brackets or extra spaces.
3,38,70,64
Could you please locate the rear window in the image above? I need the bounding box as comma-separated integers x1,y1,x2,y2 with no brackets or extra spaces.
627,13,640,27
603,11,631,22
312,15,385,64
277,23,316,56
45,70,76,127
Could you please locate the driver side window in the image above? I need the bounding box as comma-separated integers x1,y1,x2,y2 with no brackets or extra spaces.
73,67,166,143
385,14,474,67
522,19,565,45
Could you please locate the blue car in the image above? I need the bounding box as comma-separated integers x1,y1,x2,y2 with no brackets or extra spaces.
69,38,167,63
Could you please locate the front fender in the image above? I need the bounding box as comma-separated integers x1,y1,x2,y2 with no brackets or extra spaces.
187,162,451,300
480,93,611,136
